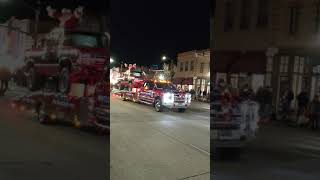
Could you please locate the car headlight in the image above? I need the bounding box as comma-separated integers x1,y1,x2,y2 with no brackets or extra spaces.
163,93,174,103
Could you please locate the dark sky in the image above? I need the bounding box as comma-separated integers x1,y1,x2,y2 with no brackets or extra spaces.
111,0,210,66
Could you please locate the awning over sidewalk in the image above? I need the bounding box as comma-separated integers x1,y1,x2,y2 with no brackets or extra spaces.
212,51,266,73
182,77,193,85
172,77,193,85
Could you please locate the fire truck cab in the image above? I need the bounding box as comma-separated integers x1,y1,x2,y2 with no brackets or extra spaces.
24,28,109,93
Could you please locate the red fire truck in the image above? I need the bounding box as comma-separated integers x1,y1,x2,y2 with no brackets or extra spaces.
24,29,108,93
9,6,109,133
115,66,192,112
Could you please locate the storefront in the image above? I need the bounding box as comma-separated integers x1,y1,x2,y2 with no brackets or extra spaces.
173,77,210,94
271,49,320,112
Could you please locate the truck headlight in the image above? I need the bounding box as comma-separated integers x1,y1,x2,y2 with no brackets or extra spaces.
163,93,174,103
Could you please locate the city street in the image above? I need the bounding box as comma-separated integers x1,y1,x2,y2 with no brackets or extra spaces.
0,92,108,180
212,122,320,180
110,96,210,180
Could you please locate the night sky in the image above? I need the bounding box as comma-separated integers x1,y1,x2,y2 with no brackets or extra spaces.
111,0,210,66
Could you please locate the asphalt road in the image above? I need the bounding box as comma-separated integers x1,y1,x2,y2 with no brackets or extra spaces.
212,122,320,180
0,97,109,180
110,96,210,180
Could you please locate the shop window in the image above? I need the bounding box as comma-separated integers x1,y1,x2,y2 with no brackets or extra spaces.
230,74,239,88
294,56,299,72
299,57,305,73
280,56,289,73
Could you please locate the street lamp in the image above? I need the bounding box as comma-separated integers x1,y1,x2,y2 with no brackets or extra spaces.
110,58,114,63
162,56,167,61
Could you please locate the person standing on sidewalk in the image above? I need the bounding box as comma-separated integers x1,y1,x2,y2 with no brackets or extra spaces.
281,88,294,120
310,95,320,130
297,90,309,119
203,90,207,101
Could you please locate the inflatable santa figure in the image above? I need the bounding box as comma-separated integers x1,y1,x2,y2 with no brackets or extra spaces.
46,6,84,30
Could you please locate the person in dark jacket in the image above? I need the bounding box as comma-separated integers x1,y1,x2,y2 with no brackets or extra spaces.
240,84,254,101
256,86,273,120
282,88,294,114
297,91,309,117
310,95,320,130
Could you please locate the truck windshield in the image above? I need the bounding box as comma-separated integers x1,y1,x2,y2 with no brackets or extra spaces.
155,83,176,90
131,71,142,77
64,33,108,48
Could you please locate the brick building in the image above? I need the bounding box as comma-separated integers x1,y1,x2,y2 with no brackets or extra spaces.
174,49,210,94
213,0,320,111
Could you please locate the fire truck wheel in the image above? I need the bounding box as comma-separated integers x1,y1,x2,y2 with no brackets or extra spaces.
37,104,49,124
178,108,186,113
26,67,39,91
133,94,139,103
58,67,70,94
155,98,163,112
73,114,82,129
122,94,127,101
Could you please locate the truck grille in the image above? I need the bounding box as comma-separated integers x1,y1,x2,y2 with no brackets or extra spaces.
174,94,185,102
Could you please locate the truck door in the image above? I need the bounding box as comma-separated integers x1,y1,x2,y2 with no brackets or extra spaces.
145,82,155,103
139,82,154,102
138,82,148,101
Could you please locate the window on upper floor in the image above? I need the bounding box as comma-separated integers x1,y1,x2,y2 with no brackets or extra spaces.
256,0,270,28
224,0,235,32
289,5,300,35
240,0,252,30
315,1,320,33
190,60,194,71
185,61,189,71
200,63,204,73
180,62,183,72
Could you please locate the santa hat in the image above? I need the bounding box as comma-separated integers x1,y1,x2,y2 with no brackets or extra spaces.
74,6,84,19
46,6,56,18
